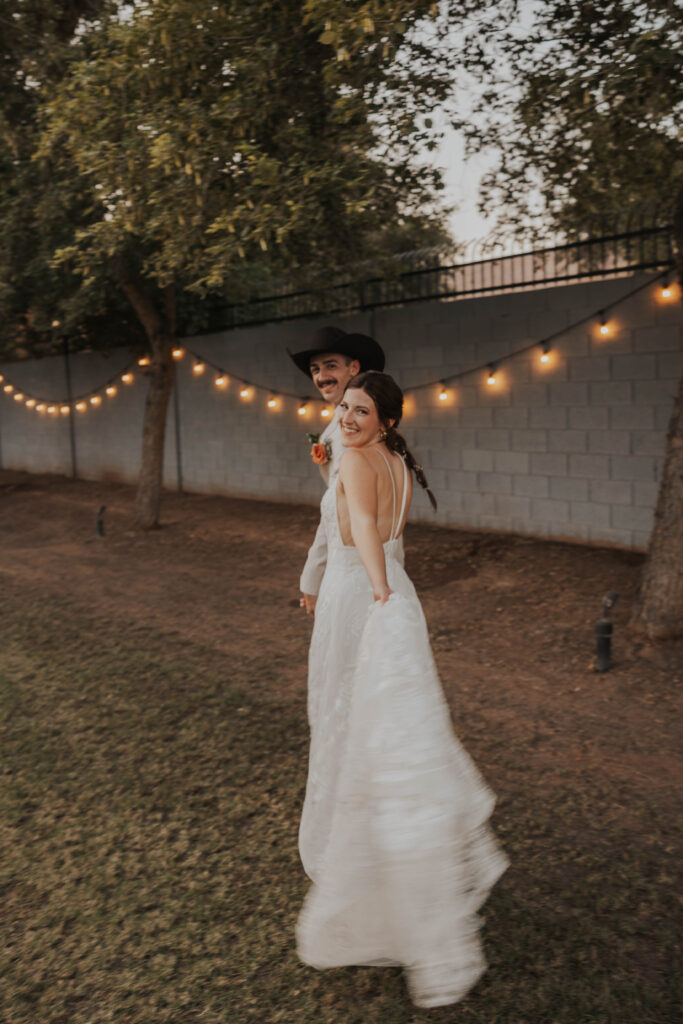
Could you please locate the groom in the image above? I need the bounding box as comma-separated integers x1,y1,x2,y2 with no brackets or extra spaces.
289,326,385,615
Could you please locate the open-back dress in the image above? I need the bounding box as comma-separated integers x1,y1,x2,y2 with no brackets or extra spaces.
297,450,508,1008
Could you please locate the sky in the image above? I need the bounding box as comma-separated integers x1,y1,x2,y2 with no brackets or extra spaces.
433,0,539,247
438,130,497,246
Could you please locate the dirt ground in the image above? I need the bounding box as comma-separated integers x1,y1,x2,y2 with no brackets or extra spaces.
1,466,680,803
2,468,682,1022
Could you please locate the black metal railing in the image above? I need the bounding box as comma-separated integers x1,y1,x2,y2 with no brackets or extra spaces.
205,215,676,332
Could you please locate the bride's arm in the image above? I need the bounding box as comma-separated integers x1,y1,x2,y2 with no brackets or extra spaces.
339,450,392,604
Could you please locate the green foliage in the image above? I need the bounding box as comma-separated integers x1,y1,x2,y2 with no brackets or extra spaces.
459,0,683,236
0,0,469,358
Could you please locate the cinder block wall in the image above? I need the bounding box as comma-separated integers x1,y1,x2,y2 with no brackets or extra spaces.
1,273,680,550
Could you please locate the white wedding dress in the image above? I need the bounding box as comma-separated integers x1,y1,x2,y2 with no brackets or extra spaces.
297,453,508,1008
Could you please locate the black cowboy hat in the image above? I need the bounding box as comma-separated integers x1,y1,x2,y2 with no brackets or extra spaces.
288,326,385,377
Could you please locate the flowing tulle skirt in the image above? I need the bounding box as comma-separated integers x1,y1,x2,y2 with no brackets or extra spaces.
298,543,508,1008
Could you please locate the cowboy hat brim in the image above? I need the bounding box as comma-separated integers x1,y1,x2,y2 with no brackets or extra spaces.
288,331,385,378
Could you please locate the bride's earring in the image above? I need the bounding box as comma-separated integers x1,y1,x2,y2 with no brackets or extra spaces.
378,428,387,442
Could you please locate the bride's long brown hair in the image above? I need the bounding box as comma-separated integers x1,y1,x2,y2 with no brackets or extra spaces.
346,371,437,511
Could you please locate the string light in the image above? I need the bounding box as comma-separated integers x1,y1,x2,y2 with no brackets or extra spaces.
657,277,679,302
598,312,611,337
0,270,672,424
402,393,417,418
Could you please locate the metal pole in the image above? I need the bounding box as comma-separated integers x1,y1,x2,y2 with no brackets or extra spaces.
173,370,183,493
63,341,78,478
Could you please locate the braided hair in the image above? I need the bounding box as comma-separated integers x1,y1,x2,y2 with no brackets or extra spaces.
346,370,437,511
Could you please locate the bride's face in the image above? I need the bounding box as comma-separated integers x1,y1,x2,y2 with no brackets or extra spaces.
339,387,382,448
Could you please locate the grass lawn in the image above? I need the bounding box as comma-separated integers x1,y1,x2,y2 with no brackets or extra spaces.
0,473,680,1023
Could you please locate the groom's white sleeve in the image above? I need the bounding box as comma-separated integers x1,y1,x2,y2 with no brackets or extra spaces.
300,516,328,595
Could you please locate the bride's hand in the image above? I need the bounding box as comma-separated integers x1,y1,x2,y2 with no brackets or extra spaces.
374,585,393,606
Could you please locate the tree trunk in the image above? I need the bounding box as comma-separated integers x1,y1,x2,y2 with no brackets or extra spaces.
630,372,683,638
134,337,175,529
629,183,683,638
115,261,176,529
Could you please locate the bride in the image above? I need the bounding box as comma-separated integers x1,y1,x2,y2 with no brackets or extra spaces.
297,371,508,1008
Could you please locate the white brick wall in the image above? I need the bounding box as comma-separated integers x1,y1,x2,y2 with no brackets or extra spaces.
0,272,680,550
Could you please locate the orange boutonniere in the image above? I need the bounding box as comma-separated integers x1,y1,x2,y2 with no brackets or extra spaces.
307,432,332,466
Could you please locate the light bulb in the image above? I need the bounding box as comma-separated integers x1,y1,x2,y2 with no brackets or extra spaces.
172,347,184,359
267,396,277,409
137,356,151,366
121,373,134,384
13,392,24,402
0,374,4,382
298,403,308,416
239,386,250,398
193,362,205,375
439,384,448,401
3,384,14,393
60,405,70,415
106,385,117,397
47,405,57,415
36,403,46,413
76,401,87,412
26,399,36,408
214,375,228,388
487,365,497,386
90,395,102,406
321,407,331,418
597,311,611,337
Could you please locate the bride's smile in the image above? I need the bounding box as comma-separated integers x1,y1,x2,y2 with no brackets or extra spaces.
339,387,382,448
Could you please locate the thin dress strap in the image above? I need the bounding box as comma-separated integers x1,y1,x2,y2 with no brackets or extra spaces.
376,448,397,541
395,457,409,539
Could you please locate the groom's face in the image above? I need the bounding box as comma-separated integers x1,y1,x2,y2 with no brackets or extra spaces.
309,352,361,407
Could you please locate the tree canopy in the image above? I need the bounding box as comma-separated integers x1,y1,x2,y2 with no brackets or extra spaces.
457,0,683,238
1,0,475,361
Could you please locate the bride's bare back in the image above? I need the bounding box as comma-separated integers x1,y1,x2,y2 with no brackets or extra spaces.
336,445,412,547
